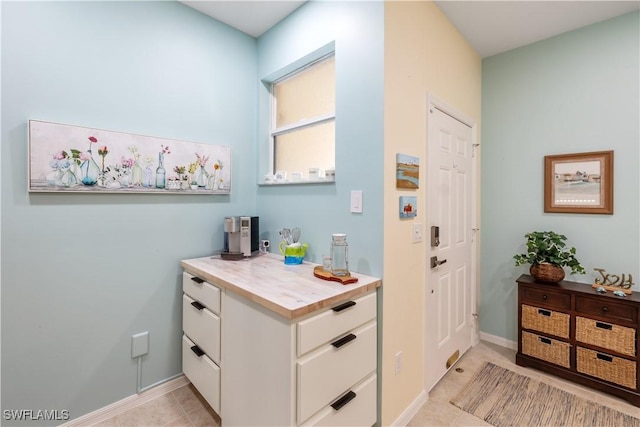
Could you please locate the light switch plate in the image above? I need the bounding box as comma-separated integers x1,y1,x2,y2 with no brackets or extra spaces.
412,223,423,243
350,190,363,213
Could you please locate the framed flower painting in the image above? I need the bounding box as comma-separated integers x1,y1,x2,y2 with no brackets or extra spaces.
28,120,231,194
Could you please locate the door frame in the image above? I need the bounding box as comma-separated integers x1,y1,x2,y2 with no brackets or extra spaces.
424,93,480,391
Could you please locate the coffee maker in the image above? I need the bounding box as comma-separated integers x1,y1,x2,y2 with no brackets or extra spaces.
223,216,259,258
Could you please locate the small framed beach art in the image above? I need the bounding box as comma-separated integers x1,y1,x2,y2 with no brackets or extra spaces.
400,196,417,218
28,120,231,194
544,151,613,214
396,153,419,189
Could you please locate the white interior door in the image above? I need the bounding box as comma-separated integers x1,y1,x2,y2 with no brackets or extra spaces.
425,101,476,391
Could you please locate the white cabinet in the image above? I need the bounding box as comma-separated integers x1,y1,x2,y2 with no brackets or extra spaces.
181,254,381,426
297,319,377,424
181,272,221,414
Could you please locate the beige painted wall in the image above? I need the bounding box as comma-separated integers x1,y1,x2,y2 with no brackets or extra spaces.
382,1,481,424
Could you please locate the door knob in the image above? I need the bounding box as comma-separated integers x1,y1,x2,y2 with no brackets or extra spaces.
430,256,447,268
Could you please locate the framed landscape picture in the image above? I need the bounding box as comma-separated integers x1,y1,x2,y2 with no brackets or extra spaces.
544,150,613,214
396,153,419,189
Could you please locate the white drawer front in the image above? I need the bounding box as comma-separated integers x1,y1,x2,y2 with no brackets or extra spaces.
302,374,377,427
298,292,376,356
182,335,220,414
183,294,221,364
297,321,376,424
182,272,221,314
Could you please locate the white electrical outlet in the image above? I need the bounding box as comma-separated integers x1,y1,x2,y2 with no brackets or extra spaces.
131,331,149,358
394,351,403,375
412,223,423,243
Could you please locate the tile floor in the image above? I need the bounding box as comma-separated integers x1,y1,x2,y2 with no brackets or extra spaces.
408,340,640,426
93,383,220,427
91,340,639,426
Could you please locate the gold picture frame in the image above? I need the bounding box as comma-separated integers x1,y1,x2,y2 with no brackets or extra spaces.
544,150,613,214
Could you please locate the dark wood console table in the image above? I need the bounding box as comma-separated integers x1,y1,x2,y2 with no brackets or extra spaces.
516,274,640,407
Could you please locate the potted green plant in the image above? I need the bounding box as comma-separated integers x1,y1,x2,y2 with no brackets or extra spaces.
514,231,585,283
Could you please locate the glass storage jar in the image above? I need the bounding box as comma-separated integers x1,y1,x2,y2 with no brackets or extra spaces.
330,233,349,276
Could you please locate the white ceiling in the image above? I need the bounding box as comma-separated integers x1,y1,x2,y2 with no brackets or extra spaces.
181,1,640,58
434,1,640,58
181,1,306,38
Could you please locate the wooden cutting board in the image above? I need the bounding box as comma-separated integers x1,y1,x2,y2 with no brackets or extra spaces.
313,266,359,285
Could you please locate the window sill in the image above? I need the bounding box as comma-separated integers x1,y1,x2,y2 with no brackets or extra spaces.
258,179,335,186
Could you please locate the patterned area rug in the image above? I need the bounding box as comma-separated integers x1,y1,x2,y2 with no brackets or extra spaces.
451,362,640,427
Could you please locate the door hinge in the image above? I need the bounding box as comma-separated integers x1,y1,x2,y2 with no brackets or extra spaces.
472,143,480,157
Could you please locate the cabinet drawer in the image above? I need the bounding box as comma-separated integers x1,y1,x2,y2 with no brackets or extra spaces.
297,321,376,424
183,294,221,364
182,335,221,414
302,374,377,427
576,347,637,390
298,292,376,356
576,316,636,357
521,331,570,368
521,287,570,310
576,296,637,324
521,304,570,338
182,272,221,314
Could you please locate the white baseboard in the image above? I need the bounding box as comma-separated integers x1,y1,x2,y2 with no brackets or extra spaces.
61,375,189,427
479,331,517,350
390,389,427,427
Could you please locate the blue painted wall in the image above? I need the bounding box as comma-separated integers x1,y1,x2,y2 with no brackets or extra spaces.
480,12,640,341
256,1,385,277
1,1,257,422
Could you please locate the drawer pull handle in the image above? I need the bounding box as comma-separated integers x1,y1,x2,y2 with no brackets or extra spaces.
331,333,357,348
190,345,205,357
191,301,206,311
542,295,548,300
332,301,356,312
190,276,204,284
595,321,612,330
601,306,608,313
539,337,552,345
538,309,551,317
596,353,613,363
330,391,356,411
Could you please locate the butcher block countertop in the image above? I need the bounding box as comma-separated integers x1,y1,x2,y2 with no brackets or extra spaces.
181,253,381,320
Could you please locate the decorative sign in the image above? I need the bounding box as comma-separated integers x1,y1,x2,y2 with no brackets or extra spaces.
28,120,231,194
591,268,634,295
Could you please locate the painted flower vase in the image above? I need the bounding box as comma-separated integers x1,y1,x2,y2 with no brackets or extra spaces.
80,152,100,186
120,169,132,187
197,165,207,188
131,162,143,186
60,167,78,187
206,172,216,190
155,153,166,189
46,168,63,186
143,166,153,187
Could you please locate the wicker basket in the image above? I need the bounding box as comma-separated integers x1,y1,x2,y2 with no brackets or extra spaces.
522,331,570,368
521,305,570,338
530,263,565,283
576,347,637,389
575,317,636,357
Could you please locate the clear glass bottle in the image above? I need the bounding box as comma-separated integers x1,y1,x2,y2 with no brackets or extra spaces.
330,233,349,276
155,152,166,189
